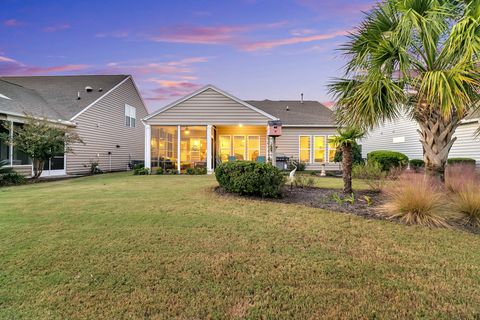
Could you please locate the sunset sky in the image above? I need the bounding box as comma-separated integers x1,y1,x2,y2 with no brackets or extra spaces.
0,0,375,112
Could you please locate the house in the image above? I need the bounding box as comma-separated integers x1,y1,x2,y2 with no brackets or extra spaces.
0,75,148,176
361,111,480,165
142,85,339,174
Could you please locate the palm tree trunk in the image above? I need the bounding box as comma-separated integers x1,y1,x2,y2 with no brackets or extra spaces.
417,111,458,183
342,144,353,194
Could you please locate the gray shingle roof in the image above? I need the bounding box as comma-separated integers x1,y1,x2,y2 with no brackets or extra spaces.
0,75,129,121
246,100,335,126
0,79,63,120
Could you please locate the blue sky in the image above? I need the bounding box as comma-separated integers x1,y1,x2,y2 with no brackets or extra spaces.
0,0,375,112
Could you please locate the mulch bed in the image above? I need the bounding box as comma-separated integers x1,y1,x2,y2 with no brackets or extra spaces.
215,186,386,221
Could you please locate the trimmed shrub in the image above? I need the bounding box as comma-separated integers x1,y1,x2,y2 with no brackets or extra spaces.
294,175,315,188
452,181,480,228
133,164,150,175
185,167,195,175
447,158,476,166
194,167,207,175
367,150,409,172
379,174,450,227
215,161,285,198
352,162,386,191
409,159,424,171
155,167,164,175
0,172,26,186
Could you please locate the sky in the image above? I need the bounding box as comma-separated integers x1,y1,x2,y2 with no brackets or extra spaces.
0,0,375,113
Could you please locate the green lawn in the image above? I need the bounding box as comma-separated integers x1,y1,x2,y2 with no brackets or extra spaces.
0,173,479,319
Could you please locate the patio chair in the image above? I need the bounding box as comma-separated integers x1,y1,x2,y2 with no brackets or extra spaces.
256,156,266,163
228,156,236,162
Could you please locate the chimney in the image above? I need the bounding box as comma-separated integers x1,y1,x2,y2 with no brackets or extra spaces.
301,93,304,104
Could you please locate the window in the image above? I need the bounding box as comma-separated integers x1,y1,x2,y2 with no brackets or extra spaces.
314,136,326,163
219,136,231,162
299,136,311,163
233,136,246,160
247,136,260,161
328,135,337,162
125,104,136,128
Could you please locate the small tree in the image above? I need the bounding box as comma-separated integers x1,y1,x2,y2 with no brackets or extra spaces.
329,128,365,194
4,116,83,179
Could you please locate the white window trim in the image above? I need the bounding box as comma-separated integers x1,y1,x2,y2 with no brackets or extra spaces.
313,135,327,163
125,104,136,128
298,135,312,164
246,135,260,161
327,135,338,163
220,135,262,161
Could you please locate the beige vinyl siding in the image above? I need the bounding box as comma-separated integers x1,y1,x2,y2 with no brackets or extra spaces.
147,89,272,125
276,127,340,170
216,126,267,159
12,165,32,176
362,114,480,165
449,122,480,166
67,78,148,174
361,115,423,160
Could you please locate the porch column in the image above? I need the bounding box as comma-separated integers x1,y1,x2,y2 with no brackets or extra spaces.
206,124,213,174
144,124,151,169
9,121,13,166
177,125,181,174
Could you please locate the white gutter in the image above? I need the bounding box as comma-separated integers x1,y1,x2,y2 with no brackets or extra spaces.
0,109,76,127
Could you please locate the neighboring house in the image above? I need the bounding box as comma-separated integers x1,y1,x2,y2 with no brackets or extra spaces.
361,111,480,165
143,85,339,174
0,75,148,176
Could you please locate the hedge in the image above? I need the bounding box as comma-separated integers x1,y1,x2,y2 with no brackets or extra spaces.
409,159,425,169
367,150,409,171
447,158,476,166
215,161,285,198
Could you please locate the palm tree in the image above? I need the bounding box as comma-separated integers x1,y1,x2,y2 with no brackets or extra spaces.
329,128,365,194
330,0,479,182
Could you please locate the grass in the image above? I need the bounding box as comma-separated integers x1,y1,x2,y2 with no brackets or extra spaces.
0,173,479,319
294,173,371,190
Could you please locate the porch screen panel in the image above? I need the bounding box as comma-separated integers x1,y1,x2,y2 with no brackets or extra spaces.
233,136,246,160
314,136,326,163
247,136,260,161
151,126,178,170
0,121,10,164
299,136,311,163
180,126,207,171
12,123,31,165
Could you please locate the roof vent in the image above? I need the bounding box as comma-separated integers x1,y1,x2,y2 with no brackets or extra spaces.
77,91,81,100
98,88,103,92
286,105,290,111
301,93,304,104
85,86,93,92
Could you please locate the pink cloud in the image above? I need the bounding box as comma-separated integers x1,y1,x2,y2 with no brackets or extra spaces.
240,29,351,51
0,55,89,75
322,101,337,109
147,21,288,45
297,0,375,16
43,24,70,32
145,82,204,102
3,19,23,27
95,31,129,38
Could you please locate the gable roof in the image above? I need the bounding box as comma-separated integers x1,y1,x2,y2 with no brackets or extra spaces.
246,100,336,126
143,84,278,121
0,75,130,121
